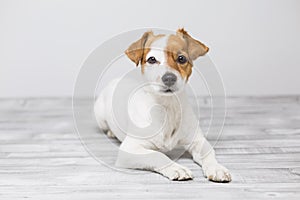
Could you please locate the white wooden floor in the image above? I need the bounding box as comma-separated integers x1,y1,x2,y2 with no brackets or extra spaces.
1,97,300,199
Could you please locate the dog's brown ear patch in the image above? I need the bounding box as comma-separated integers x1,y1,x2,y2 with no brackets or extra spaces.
177,28,209,60
125,31,153,66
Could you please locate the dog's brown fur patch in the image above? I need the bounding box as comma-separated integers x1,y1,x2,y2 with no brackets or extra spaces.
166,34,193,80
125,31,164,73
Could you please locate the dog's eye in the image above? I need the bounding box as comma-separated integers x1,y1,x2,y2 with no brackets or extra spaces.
177,55,187,64
147,56,157,64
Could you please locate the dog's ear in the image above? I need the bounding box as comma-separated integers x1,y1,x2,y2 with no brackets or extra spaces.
125,31,152,66
177,28,209,60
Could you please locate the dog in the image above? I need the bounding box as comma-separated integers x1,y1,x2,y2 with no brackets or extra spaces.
94,29,231,182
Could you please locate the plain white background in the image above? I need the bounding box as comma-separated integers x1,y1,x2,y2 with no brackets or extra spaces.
0,0,299,97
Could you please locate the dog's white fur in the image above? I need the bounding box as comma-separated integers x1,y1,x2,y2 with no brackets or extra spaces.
94,31,231,182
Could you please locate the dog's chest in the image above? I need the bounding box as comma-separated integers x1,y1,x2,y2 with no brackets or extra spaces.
128,90,184,151
153,97,182,151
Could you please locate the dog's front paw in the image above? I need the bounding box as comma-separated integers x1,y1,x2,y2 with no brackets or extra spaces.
157,163,193,181
202,163,231,183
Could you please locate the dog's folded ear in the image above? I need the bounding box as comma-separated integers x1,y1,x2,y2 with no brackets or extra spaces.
177,28,209,60
125,31,152,66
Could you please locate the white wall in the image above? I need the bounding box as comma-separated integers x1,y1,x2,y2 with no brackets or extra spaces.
0,0,299,97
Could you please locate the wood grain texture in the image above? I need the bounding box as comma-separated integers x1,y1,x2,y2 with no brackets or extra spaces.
0,97,300,199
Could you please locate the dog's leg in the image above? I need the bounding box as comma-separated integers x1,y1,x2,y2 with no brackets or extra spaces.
115,137,193,181
184,130,231,182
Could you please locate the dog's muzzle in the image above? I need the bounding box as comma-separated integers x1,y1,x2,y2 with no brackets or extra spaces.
161,72,177,87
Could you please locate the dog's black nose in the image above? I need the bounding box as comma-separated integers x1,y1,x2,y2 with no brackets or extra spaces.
162,72,177,87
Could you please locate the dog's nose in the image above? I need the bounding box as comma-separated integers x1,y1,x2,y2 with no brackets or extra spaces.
161,72,177,87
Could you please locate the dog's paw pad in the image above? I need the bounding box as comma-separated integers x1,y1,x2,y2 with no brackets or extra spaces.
158,163,193,181
203,163,231,183
106,130,116,138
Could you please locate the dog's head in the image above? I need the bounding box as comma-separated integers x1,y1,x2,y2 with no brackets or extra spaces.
125,28,209,95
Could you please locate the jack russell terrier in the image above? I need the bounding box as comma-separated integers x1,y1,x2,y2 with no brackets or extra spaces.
94,29,231,182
